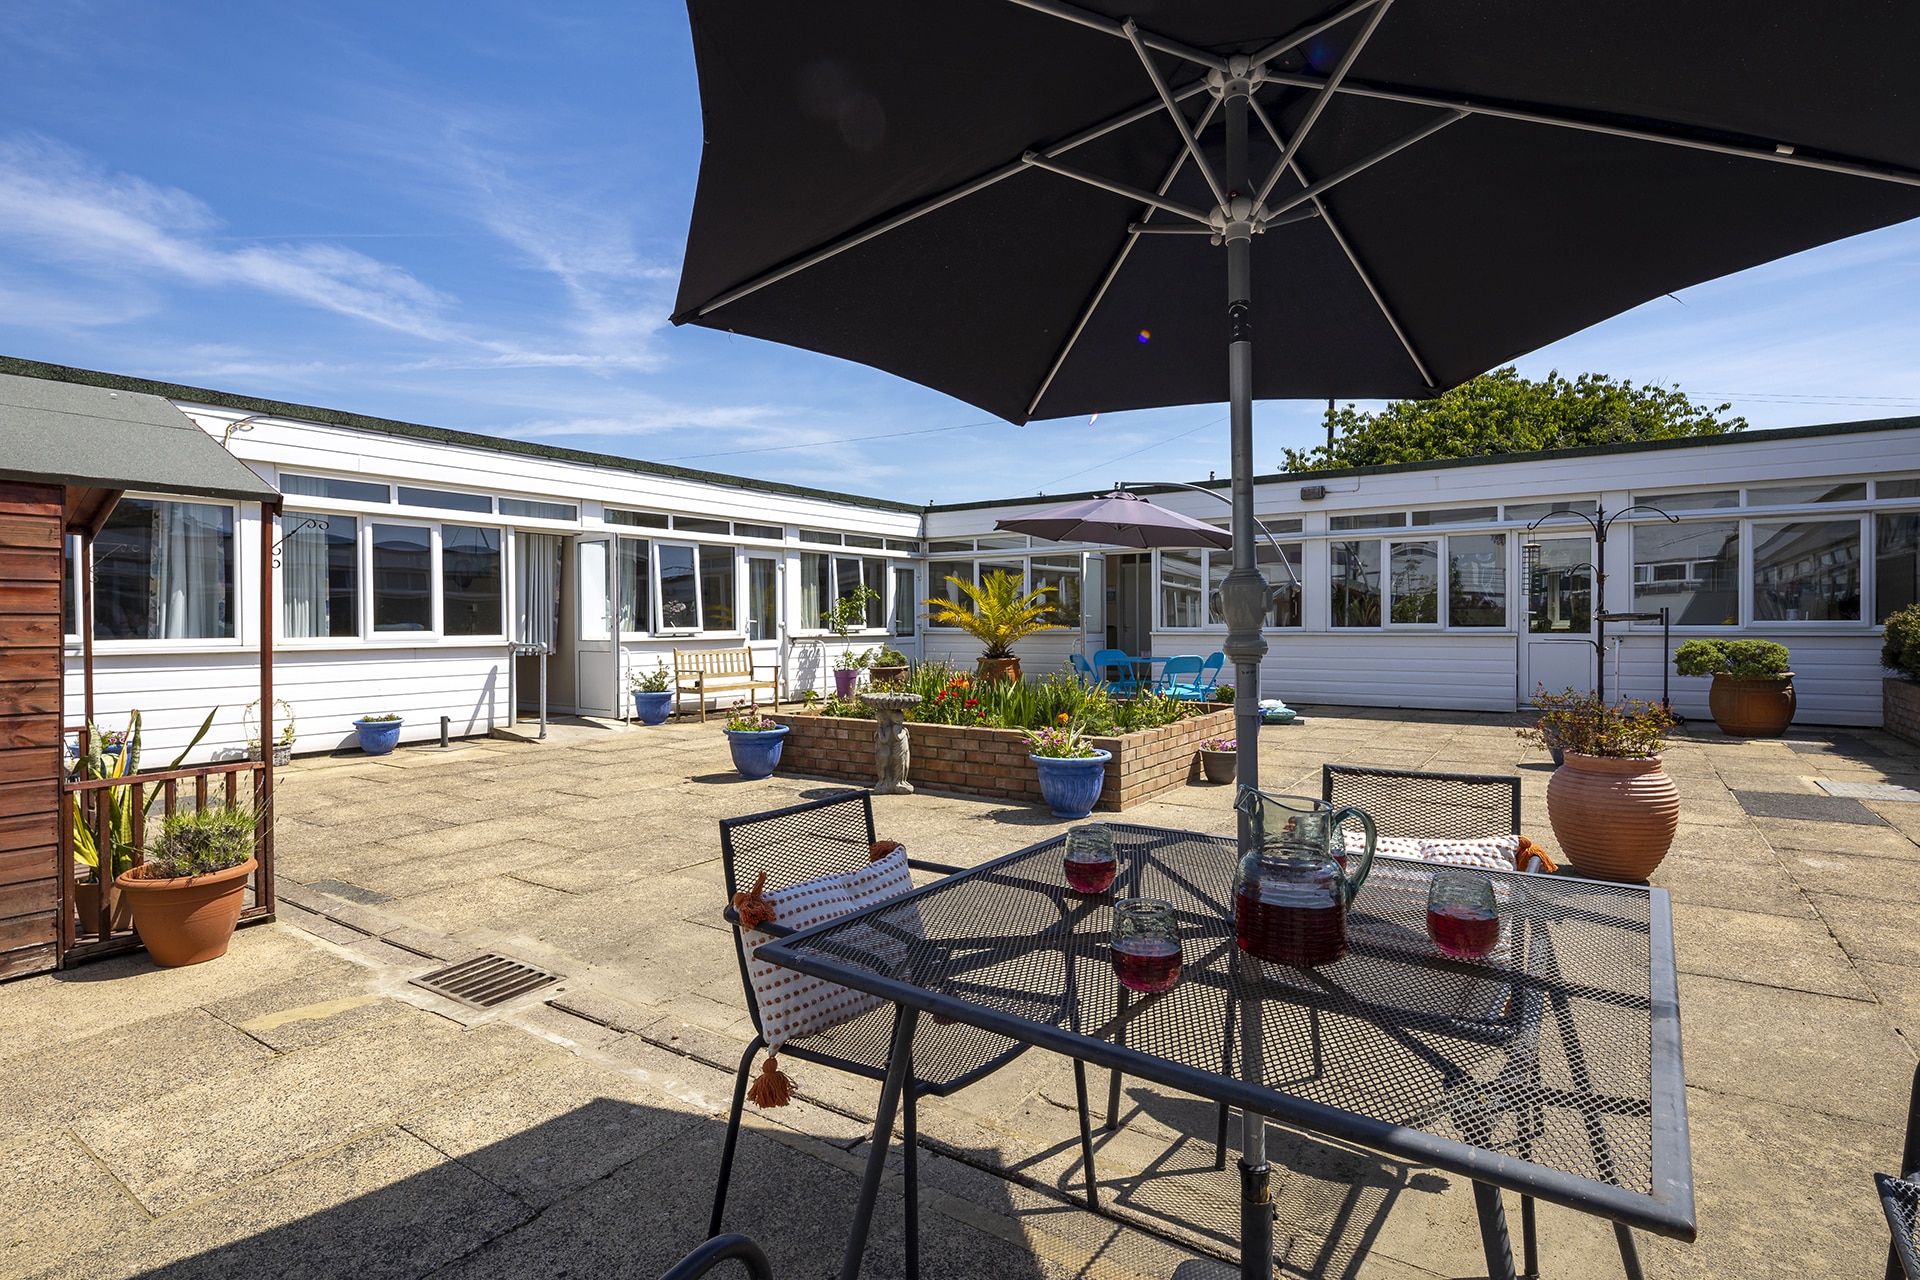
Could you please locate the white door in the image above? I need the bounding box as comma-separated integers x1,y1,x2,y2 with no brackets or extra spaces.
574,535,618,716
1519,535,1596,702
1081,553,1105,658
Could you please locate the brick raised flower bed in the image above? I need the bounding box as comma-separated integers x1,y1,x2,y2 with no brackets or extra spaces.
768,705,1236,811
1887,676,1920,747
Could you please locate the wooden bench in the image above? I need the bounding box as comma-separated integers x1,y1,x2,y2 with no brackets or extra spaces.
673,647,779,722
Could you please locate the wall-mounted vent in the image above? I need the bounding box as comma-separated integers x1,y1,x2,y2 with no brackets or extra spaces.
1300,484,1327,501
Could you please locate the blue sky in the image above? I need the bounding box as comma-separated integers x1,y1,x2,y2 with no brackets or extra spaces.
3,2,1919,505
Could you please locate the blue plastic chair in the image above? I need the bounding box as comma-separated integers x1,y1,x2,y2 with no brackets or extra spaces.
1091,648,1139,695
1069,652,1099,684
1155,655,1204,697
1173,651,1225,700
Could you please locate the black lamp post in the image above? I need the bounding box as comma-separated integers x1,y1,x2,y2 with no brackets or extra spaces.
1524,504,1678,705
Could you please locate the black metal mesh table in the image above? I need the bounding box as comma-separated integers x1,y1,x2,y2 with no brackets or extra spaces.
760,823,1694,1280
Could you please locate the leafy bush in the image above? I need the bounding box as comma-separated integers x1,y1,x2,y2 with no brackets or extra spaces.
145,806,256,879
1214,684,1235,704
359,712,402,722
895,662,1201,735
1516,686,1675,759
1884,604,1920,681
817,695,870,718
872,648,908,667
628,660,672,693
1672,638,1790,680
922,570,1063,658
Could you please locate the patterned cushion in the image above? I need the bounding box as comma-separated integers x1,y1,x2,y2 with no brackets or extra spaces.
1342,831,1424,859
739,846,916,1051
1419,835,1522,872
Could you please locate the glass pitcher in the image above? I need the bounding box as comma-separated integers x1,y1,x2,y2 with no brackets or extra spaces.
1232,786,1377,967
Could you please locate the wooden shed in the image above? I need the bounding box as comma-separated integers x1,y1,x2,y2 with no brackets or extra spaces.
0,373,282,978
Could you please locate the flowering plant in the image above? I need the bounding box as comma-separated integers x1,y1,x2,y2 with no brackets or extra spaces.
1024,724,1099,759
1515,686,1674,759
1199,737,1236,752
725,713,783,732
628,660,673,693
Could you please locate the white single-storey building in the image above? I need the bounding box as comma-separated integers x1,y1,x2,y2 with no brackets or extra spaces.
12,355,1914,759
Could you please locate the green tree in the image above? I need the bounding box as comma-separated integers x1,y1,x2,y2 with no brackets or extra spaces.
1281,368,1745,472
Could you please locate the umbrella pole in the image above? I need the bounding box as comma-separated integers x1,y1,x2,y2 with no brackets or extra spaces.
1216,60,1275,1280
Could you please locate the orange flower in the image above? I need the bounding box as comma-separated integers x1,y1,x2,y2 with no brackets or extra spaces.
1056,713,1069,725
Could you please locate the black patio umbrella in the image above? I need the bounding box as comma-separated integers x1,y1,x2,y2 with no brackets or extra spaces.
994,488,1232,549
670,2,1920,1272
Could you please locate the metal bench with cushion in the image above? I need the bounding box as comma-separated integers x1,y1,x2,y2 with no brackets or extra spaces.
675,646,779,722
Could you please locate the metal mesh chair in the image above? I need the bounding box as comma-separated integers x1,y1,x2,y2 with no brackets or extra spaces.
1883,1062,1920,1279
713,791,1098,1274
1323,764,1523,840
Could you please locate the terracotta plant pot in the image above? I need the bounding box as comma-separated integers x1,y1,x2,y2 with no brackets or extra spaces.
976,656,1022,684
1546,754,1679,882
1707,672,1795,737
1200,749,1237,785
72,865,134,936
867,664,908,685
115,857,257,967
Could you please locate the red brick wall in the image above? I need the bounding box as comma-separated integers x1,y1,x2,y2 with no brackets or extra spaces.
1887,678,1920,747
770,705,1236,811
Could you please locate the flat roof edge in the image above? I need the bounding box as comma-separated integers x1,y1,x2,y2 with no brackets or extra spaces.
0,355,924,516
927,416,1920,513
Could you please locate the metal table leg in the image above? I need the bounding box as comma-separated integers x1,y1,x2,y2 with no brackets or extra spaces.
1472,1181,1518,1280
1074,1059,1101,1211
838,1006,919,1280
1614,1221,1646,1280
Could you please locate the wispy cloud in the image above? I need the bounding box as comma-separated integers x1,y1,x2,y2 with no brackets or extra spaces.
0,134,453,337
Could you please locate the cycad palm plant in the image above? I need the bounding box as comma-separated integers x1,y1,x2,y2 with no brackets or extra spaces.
923,570,1064,660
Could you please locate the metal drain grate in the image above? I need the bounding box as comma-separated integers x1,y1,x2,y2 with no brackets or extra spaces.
410,954,560,1008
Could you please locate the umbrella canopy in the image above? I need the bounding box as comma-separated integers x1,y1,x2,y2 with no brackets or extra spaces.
995,489,1232,549
672,1,1920,423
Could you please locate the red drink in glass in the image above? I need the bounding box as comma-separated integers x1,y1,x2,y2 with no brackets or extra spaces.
1064,852,1117,894
1426,903,1499,958
1235,885,1346,966
1112,937,1182,993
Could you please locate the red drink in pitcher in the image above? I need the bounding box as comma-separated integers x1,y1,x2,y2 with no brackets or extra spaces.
1235,884,1347,966
1112,937,1182,993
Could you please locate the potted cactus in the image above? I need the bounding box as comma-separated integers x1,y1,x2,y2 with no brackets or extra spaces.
1674,639,1794,737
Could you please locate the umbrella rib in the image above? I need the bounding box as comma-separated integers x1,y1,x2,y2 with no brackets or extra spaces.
1124,18,1228,209
1000,0,1227,72
1259,109,1468,223
1021,153,1216,226
1251,95,1435,387
1026,98,1222,418
681,81,1210,321
1253,0,1395,210
1263,71,1920,190
1248,0,1393,71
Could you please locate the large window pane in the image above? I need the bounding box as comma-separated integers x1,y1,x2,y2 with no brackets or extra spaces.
372,524,433,632
658,544,698,630
1748,482,1866,506
95,498,235,640
284,514,358,639
1206,552,1231,626
700,545,736,631
617,537,650,633
1389,541,1440,623
800,551,830,629
576,539,610,641
1633,520,1738,625
1160,548,1204,628
1878,513,1920,623
1752,520,1860,621
1634,490,1738,512
1448,533,1506,627
1526,537,1591,634
747,556,777,641
442,525,501,636
1258,542,1302,627
863,557,886,628
1505,499,1596,523
1331,540,1382,627
892,566,915,635
1031,555,1082,628
926,560,970,626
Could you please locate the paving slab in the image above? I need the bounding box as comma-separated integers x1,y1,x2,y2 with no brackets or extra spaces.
0,1127,149,1280
1652,851,1813,919
1669,902,1874,1000
1781,850,1920,905
1733,789,1887,824
1806,892,1920,968
1751,816,1920,859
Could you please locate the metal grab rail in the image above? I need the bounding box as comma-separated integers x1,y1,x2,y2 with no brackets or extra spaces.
659,1233,774,1280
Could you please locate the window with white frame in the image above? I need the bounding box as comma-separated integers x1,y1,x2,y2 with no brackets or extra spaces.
1751,519,1861,622
1258,542,1303,627
746,556,778,640
441,526,502,636
891,565,915,635
1633,520,1738,625
656,543,700,631
283,514,359,639
95,498,235,640
700,545,737,631
1878,512,1920,623
1330,540,1382,627
1388,540,1441,624
925,560,971,626
617,537,651,634
800,551,886,630
372,523,433,632
1030,555,1082,628
1447,533,1507,627
651,542,739,633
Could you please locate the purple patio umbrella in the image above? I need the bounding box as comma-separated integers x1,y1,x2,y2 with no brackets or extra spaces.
994,488,1230,549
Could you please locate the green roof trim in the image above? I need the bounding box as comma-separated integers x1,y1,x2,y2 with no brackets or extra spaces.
0,354,922,515
928,415,1920,513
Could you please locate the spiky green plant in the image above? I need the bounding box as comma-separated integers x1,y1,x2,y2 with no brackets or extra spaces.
144,805,257,879
71,708,219,882
922,571,1063,660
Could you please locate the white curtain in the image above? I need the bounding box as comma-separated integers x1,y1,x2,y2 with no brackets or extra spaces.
516,533,561,649
283,518,329,638
153,501,230,639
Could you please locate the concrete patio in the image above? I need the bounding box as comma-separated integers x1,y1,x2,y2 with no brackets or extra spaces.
3,707,1916,1279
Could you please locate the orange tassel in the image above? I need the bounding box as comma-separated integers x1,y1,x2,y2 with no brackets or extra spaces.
732,871,776,928
746,1055,794,1108
1516,836,1559,874
869,839,902,862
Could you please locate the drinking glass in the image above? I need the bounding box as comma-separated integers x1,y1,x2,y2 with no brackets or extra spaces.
1426,869,1500,959
1112,897,1182,993
1062,823,1118,895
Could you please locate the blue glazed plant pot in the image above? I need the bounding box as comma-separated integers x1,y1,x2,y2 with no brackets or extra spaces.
633,691,674,725
353,718,404,756
1030,749,1112,819
725,725,790,780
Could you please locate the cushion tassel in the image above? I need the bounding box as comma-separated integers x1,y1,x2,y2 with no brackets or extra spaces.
1516,836,1559,875
732,871,776,929
747,1055,793,1108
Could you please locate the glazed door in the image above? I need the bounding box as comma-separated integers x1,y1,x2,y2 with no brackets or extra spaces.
1520,536,1596,702
573,536,618,716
